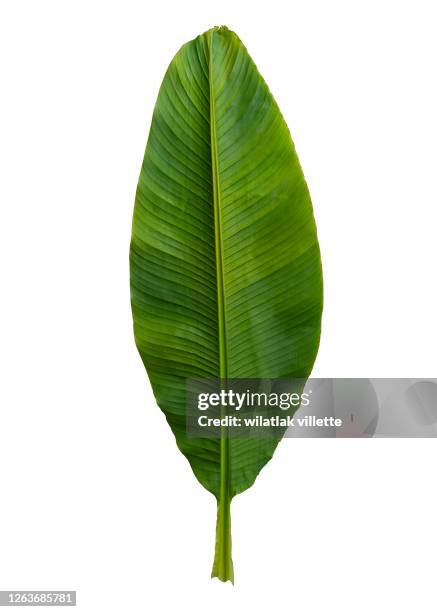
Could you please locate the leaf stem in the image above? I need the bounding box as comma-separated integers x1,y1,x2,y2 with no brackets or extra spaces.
212,491,233,583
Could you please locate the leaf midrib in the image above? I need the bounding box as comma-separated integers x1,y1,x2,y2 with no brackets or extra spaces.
208,29,231,572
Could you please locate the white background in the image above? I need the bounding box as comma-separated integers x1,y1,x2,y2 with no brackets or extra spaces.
1,0,436,610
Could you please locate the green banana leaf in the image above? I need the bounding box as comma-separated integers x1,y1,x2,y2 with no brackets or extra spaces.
130,26,323,583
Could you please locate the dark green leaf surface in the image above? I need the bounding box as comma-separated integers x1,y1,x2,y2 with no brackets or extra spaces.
130,26,323,582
